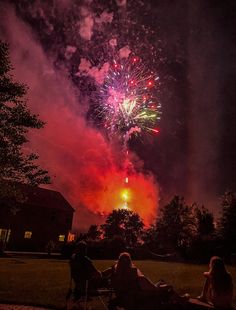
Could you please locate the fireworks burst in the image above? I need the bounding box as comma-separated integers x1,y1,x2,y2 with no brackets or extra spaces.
95,55,162,211
98,56,162,142
10,0,163,222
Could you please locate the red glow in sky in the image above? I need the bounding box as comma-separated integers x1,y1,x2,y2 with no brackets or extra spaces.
84,169,159,225
1,7,160,229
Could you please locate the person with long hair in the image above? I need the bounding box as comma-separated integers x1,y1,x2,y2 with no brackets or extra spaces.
102,252,189,309
69,241,101,300
197,256,233,308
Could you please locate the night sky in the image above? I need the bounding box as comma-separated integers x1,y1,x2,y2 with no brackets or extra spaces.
0,0,235,230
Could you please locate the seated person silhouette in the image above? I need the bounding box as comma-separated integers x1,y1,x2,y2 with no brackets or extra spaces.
102,252,188,310
69,241,101,300
197,256,233,308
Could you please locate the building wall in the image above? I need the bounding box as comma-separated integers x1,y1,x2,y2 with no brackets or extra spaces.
0,203,73,251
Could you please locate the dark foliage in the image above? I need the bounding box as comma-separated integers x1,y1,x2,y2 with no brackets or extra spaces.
218,192,236,254
101,209,144,248
155,196,196,253
194,205,215,236
0,40,50,189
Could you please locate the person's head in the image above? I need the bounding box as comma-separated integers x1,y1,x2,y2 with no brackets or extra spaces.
116,252,132,271
75,241,87,255
209,256,227,275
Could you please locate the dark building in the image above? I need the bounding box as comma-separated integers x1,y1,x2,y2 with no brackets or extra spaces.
0,184,74,251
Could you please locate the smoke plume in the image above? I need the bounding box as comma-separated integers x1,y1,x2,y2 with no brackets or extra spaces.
0,4,159,230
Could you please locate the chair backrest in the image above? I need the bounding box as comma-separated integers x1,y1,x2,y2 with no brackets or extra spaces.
112,266,140,293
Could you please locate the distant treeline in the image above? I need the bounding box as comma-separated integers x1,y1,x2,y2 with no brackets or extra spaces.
62,192,236,263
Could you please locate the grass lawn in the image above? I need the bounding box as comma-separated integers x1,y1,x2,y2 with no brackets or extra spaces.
0,258,235,309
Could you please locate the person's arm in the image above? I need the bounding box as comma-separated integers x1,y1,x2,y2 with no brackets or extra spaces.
198,272,210,301
137,269,173,294
203,271,210,277
137,268,157,292
139,276,158,291
102,267,113,279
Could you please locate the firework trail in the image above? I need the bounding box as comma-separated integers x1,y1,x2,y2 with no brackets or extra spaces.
96,55,162,208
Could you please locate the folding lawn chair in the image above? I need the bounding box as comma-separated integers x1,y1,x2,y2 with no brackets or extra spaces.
66,278,115,310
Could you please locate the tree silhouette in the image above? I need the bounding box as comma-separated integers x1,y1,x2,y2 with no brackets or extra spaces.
0,40,50,189
218,191,236,253
86,224,102,240
195,205,215,236
188,205,216,262
155,196,196,252
101,209,144,248
142,224,159,252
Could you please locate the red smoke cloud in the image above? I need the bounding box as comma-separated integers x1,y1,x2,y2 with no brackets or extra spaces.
0,5,159,230
88,169,159,225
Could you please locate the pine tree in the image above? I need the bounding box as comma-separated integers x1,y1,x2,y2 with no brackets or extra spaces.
0,40,50,190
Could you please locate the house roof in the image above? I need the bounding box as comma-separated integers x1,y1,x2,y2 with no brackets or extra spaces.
16,184,75,212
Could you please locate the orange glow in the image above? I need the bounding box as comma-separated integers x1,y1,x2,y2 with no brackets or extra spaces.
121,201,129,210
67,232,75,242
78,169,159,226
120,188,130,201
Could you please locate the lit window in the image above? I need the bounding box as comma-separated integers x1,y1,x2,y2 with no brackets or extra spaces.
24,231,32,239
67,232,75,242
0,229,11,243
59,234,65,242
